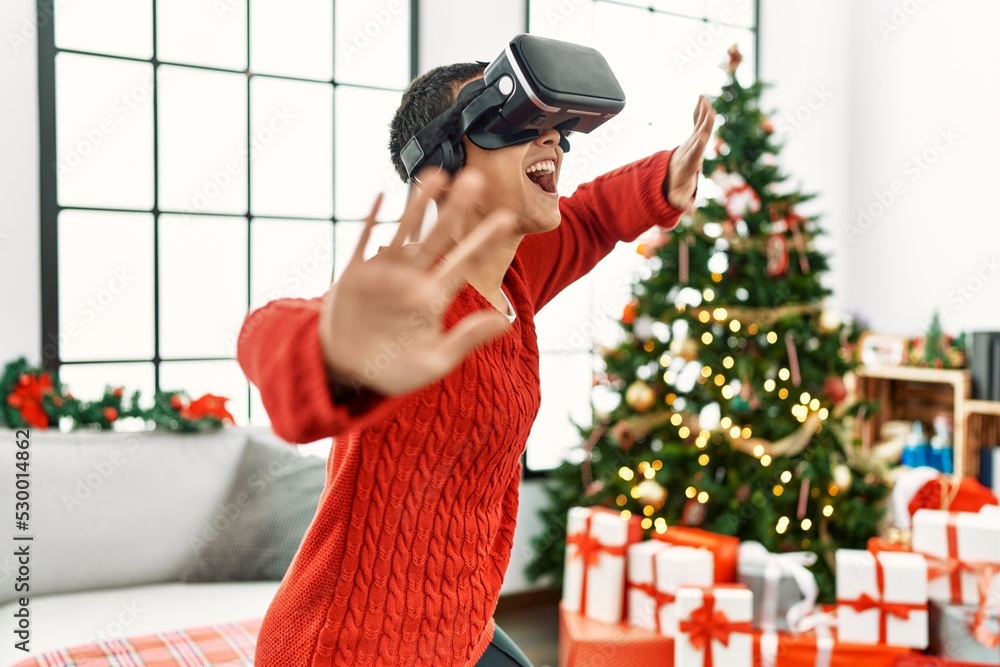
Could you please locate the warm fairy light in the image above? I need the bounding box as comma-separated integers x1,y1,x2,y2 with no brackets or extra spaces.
654,517,667,532
652,460,663,470
729,426,742,438
773,484,784,496
776,516,789,534
714,375,726,386
638,461,649,472
671,413,683,426
781,471,792,483
618,494,628,505
701,366,713,378
697,491,709,503
644,340,655,352
713,308,728,321
730,320,741,333
664,371,676,383
778,368,791,381
753,444,765,457
703,288,716,301
620,467,635,481
828,484,839,496
801,518,813,530
761,455,772,466
748,324,759,335
778,388,789,400
764,379,776,392
800,392,811,404
802,539,811,548
641,517,653,529
698,311,711,323
723,356,735,368
810,399,821,411
823,505,834,517
720,417,733,429
698,453,710,466
711,272,723,283
678,426,691,438
660,353,673,367
666,393,677,405
695,436,708,449
791,405,806,419
819,408,829,420
686,486,697,499
644,467,656,480
767,332,778,344
700,429,711,439
621,510,632,520
630,486,642,499
643,505,655,516
702,332,714,344
741,426,752,438
721,386,734,399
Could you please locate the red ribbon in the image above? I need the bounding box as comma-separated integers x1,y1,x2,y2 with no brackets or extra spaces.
567,514,627,616
837,555,926,644
626,554,676,633
678,592,752,667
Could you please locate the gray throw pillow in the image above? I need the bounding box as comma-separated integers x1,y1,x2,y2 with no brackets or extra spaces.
180,436,325,582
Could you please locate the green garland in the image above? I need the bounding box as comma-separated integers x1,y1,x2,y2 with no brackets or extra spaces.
0,357,235,433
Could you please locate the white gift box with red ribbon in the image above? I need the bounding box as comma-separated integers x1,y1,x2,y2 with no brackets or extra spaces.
675,585,754,667
835,549,928,648
626,542,713,636
562,506,642,624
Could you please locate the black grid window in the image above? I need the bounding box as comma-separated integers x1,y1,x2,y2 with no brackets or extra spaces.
524,0,759,473
38,0,418,425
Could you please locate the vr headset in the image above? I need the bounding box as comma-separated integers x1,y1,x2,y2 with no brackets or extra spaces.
399,34,626,182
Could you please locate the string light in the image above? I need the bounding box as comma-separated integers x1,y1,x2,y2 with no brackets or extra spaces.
698,311,711,323
620,467,635,481
729,426,742,438
617,494,628,505
723,356,735,369
780,471,792,483
678,426,691,438
823,505,834,517
828,484,839,496
761,455,772,466
641,518,653,529
778,368,791,381
630,486,642,499
643,505,655,516
697,491,709,503
801,518,813,530
654,517,667,532
764,379,776,392
666,393,677,405
773,485,784,496
671,413,683,426
741,426,752,438
695,436,708,449
776,516,789,534
778,388,789,399
818,408,829,420
685,486,697,498
703,288,716,301
713,308,728,321
644,467,656,480
711,272,723,283
643,340,655,352
714,374,726,386
664,370,676,383
659,353,673,366
720,417,733,429
730,320,741,332
652,460,663,471
748,324,759,335
767,332,778,344
800,392,811,404
721,386,734,399
809,399,820,411
621,510,632,520
698,453,710,466
753,445,765,457
702,332,714,344
638,461,649,473
701,366,713,378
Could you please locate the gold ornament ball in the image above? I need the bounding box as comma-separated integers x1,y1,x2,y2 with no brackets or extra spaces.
636,479,667,509
670,336,700,362
625,381,656,412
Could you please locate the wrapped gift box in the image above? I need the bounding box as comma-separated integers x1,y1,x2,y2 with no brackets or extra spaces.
928,600,1000,665
751,615,914,667
911,509,1000,607
563,506,643,624
675,585,753,667
894,654,999,667
559,606,673,667
835,549,929,648
627,542,713,636
654,526,740,583
738,541,818,633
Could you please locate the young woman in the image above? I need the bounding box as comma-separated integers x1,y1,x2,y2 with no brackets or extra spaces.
238,61,715,666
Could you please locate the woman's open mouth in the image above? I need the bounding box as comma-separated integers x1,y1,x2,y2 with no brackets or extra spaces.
525,159,558,195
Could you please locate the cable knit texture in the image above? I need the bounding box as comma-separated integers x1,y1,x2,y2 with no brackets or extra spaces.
238,150,683,667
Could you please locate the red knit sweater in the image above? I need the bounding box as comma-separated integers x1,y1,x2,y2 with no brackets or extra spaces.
238,150,683,666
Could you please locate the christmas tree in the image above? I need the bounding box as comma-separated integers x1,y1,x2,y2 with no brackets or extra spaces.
527,46,890,600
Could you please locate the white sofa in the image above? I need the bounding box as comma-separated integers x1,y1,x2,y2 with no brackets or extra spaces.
0,426,324,666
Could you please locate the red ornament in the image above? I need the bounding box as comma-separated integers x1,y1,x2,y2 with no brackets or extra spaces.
761,118,774,134
112,386,124,398
180,393,235,424
766,233,789,277
169,395,185,410
621,298,639,325
7,371,54,429
823,376,848,405
103,407,118,422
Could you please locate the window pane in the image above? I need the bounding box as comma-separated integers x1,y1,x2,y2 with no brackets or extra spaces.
591,242,647,349
534,274,593,353
529,0,596,44
705,0,755,27
159,360,250,425
651,0,707,19
335,0,410,89
58,210,154,362
250,0,332,80
251,218,334,308
335,87,405,222
527,353,594,471
58,362,156,409
157,0,248,70
333,221,399,282
158,67,248,215
250,77,333,218
55,54,154,210
159,215,248,358
55,0,152,59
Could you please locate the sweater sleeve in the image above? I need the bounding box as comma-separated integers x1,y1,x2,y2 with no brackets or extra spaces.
515,148,687,312
236,293,403,444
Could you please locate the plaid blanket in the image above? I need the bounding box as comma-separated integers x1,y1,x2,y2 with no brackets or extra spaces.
11,617,262,666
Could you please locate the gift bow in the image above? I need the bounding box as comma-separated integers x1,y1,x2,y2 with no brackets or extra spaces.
567,516,628,616
679,592,752,667
739,541,819,633
836,555,926,644
791,611,837,667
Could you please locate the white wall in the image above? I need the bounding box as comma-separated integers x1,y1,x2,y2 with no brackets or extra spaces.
0,0,41,364
761,0,1000,336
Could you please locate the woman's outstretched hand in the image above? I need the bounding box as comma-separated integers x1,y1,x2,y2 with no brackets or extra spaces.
665,94,717,212
319,168,516,398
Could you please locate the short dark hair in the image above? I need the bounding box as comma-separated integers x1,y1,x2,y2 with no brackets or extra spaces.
388,62,485,183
